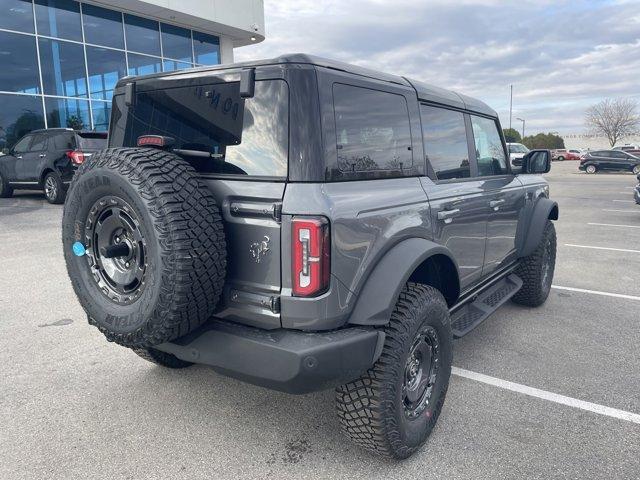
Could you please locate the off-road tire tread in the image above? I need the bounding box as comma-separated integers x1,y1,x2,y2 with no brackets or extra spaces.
132,347,194,369
512,221,556,307
64,147,226,347
335,283,452,459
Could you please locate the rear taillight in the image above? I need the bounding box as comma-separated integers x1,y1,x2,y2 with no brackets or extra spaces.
292,217,330,297
66,150,85,165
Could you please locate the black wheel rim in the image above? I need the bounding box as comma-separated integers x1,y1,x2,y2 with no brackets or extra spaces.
402,325,440,418
45,176,57,200
83,196,147,305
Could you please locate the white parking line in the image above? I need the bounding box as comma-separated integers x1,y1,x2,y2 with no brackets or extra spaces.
452,367,640,425
588,222,640,229
552,285,640,301
564,243,640,254
602,209,637,213
613,199,634,203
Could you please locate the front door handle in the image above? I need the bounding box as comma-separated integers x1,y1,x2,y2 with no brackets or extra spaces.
16,155,22,160
39,154,47,158
437,208,461,223
489,199,505,209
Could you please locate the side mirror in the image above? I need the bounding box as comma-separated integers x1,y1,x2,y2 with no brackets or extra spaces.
518,149,551,174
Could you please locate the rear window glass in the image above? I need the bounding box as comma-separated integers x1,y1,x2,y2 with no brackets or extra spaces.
52,133,75,150
78,134,107,150
110,80,289,177
333,84,412,176
420,105,470,180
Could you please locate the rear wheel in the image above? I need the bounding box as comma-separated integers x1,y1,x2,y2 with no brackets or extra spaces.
0,172,13,198
62,148,227,348
632,165,640,175
557,156,565,161
336,283,452,459
585,165,597,174
43,171,66,204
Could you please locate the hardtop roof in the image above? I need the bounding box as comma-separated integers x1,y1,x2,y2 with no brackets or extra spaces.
118,53,497,117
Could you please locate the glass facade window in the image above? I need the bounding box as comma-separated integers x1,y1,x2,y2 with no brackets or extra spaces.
34,0,82,41
39,38,87,97
86,46,126,101
0,0,34,33
193,31,220,65
163,59,193,72
82,3,124,49
128,53,162,76
161,23,192,62
124,14,160,56
0,1,221,135
45,97,90,129
0,31,40,93
0,94,45,151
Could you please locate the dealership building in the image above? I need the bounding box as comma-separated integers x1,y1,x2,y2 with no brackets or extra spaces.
0,0,265,149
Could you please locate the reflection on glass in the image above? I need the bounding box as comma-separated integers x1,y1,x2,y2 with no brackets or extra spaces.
161,23,192,62
421,105,470,180
0,0,34,33
86,46,126,101
91,101,111,131
82,3,124,49
0,94,45,150
471,115,508,176
162,59,193,72
0,31,40,94
333,84,412,174
39,38,87,97
128,53,162,76
124,14,160,56
34,0,81,41
111,80,289,177
45,97,90,129
193,32,219,65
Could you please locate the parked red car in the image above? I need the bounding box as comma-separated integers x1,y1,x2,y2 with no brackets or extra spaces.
552,149,581,161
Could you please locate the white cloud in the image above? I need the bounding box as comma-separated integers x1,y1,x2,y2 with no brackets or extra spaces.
237,0,640,134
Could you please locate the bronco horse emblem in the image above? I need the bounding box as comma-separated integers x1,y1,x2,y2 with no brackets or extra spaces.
249,236,270,263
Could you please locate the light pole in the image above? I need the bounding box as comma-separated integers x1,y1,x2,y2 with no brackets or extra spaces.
516,117,525,139
509,85,513,131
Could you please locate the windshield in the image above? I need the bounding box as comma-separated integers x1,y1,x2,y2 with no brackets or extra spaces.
508,144,529,154
110,80,289,177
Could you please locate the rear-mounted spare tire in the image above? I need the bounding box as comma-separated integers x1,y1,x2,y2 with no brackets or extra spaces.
62,148,226,348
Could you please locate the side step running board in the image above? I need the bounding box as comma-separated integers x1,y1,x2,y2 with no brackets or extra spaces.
450,274,523,338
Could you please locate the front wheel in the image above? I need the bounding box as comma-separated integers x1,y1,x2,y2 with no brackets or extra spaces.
336,283,453,459
585,165,597,174
0,172,14,198
632,165,640,175
44,171,66,204
557,156,565,161
512,221,556,307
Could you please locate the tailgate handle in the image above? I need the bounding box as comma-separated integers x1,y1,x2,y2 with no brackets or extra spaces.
230,201,282,222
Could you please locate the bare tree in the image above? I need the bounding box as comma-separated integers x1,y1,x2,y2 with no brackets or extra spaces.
585,98,640,147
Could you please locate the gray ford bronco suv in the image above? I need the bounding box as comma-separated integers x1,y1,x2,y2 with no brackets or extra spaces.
62,54,558,459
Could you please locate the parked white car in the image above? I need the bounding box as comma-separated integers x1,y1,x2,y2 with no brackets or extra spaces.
507,142,530,166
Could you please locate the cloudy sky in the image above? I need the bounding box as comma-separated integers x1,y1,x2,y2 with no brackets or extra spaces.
236,0,640,136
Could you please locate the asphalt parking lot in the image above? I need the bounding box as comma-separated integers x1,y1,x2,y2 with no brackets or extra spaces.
1,161,639,479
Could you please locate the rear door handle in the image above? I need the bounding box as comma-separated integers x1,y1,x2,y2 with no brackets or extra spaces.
39,154,47,158
437,208,461,223
489,199,505,209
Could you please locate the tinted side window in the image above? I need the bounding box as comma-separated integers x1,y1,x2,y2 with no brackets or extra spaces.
333,84,412,178
29,133,48,151
12,135,32,154
52,133,75,150
470,115,508,176
420,105,469,180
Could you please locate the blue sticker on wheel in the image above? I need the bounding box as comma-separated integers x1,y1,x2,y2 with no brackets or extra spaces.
72,241,86,257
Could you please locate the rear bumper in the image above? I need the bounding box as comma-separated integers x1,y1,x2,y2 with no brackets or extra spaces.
154,320,384,394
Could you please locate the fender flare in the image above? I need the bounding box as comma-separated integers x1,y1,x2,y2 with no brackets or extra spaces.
519,197,558,258
348,238,460,326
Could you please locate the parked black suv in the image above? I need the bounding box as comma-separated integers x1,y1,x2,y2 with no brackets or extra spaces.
62,55,558,459
579,150,640,174
0,129,107,204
